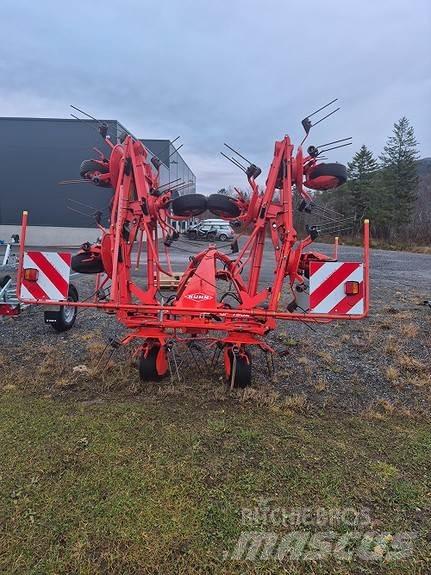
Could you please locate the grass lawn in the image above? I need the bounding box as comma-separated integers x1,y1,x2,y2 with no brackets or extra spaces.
0,391,430,574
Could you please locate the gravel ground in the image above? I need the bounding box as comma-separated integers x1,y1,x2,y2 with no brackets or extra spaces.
1,241,430,416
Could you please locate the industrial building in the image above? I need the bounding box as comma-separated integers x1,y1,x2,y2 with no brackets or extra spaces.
0,118,196,246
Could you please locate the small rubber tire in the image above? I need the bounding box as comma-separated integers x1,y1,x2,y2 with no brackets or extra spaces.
71,251,104,274
0,275,12,289
227,349,252,388
80,159,109,178
306,163,347,190
218,233,228,242
207,194,241,218
51,284,78,332
139,346,164,382
171,194,207,217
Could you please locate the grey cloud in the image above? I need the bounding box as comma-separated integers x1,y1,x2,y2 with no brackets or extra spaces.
1,0,429,193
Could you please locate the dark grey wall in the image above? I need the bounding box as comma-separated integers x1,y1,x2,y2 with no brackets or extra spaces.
0,118,120,227
142,139,196,194
142,139,171,167
167,141,196,195
0,118,195,227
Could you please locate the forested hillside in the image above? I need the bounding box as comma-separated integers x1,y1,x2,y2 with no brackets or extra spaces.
314,117,431,245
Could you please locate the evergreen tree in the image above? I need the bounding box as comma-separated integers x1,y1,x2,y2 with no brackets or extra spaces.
347,145,384,236
347,145,379,219
380,117,419,235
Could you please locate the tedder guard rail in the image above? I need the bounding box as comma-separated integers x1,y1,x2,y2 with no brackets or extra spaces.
16,211,370,322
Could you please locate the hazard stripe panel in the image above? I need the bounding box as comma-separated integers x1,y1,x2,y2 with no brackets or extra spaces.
309,262,364,315
20,252,72,301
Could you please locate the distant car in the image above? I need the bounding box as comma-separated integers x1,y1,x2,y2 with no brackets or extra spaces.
186,221,234,242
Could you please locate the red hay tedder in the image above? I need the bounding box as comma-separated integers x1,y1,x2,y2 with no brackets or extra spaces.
16,101,369,387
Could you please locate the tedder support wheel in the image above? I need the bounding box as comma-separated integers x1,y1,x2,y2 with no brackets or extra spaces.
207,194,241,218
51,284,78,332
225,347,252,388
79,159,109,178
305,163,347,190
71,251,105,274
171,194,207,217
139,344,168,382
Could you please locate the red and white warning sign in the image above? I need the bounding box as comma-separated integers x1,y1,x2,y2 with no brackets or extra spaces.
20,251,72,301
309,261,364,315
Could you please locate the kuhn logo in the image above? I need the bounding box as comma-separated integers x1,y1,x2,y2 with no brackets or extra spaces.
185,292,213,301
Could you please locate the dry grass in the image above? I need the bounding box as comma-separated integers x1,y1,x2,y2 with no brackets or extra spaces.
372,461,400,481
394,310,415,320
2,383,17,391
407,374,431,388
282,392,308,412
351,326,376,349
362,408,386,421
375,398,396,415
384,336,401,356
239,386,281,407
363,399,414,421
80,332,95,341
399,322,419,338
314,376,328,393
297,355,310,365
385,366,400,382
410,245,431,254
369,240,431,254
277,333,300,347
397,354,427,373
86,341,109,356
316,350,334,365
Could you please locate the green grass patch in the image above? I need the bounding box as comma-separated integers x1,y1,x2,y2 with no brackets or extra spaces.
0,392,430,574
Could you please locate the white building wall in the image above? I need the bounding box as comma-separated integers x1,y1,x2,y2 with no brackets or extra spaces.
0,225,100,247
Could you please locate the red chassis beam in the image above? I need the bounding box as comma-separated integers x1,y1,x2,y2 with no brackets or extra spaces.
16,226,369,324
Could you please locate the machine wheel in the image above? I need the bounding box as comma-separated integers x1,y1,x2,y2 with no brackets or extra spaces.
51,284,78,332
305,163,347,190
80,159,109,177
139,345,168,382
71,251,104,274
218,233,228,242
207,194,241,218
171,194,207,217
225,348,252,388
0,275,12,289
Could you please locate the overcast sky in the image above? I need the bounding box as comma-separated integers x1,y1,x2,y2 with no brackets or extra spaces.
1,0,430,194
